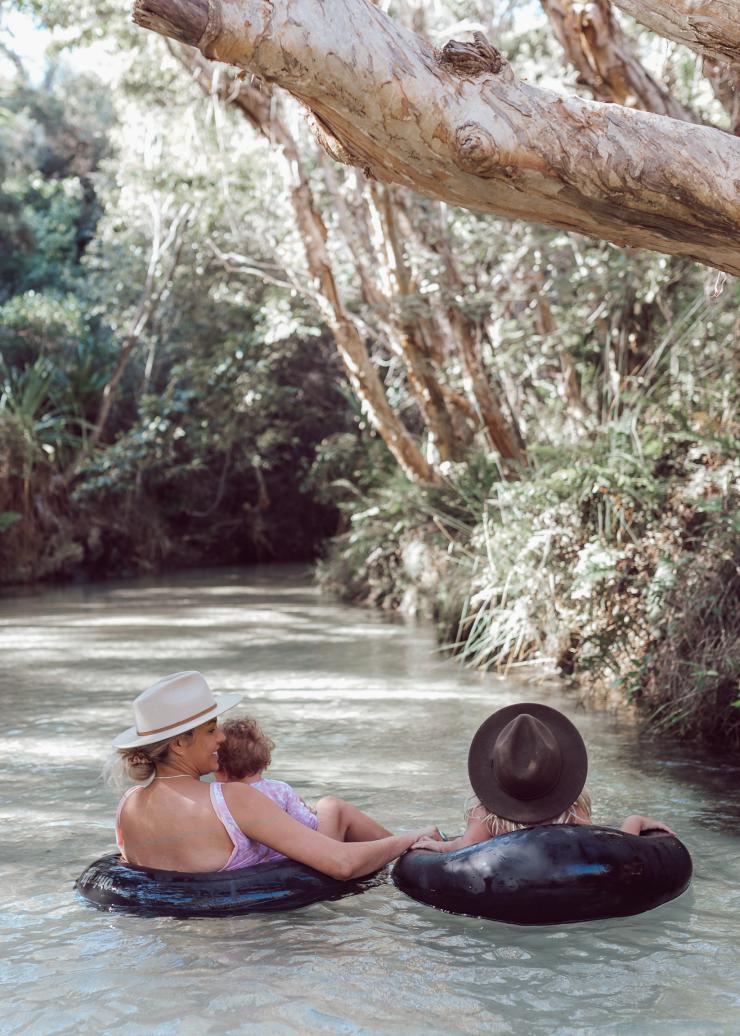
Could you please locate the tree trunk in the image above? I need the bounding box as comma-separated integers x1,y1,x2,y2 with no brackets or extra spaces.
610,1,740,71
704,59,740,134
540,0,703,123
179,47,435,482
369,184,468,462
133,0,740,277
402,200,526,464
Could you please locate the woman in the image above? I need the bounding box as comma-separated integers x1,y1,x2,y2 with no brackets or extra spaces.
110,671,439,878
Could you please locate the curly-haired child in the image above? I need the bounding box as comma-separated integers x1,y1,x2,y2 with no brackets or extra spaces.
216,716,394,844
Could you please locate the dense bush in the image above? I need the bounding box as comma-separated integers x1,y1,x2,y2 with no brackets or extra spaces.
319,419,740,749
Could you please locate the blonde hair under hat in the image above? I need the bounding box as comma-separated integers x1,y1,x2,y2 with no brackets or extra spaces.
112,671,241,749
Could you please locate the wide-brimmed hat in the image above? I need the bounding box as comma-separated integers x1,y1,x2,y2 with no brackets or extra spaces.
112,671,242,749
467,702,587,823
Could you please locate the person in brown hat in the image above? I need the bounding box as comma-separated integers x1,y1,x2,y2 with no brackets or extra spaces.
412,702,675,853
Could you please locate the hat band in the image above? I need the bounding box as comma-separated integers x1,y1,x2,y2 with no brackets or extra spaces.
137,703,216,737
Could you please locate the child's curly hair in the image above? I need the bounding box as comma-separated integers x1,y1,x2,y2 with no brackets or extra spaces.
218,717,274,780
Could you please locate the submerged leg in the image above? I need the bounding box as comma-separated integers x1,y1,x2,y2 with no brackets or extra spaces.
316,795,392,841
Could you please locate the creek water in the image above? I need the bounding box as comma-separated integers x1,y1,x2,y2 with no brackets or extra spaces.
1,565,739,1035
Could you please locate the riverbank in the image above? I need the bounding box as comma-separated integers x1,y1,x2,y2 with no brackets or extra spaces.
317,428,740,753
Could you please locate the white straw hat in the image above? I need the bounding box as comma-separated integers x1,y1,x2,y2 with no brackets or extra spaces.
112,671,242,749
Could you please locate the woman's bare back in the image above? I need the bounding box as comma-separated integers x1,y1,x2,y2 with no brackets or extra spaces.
119,782,234,872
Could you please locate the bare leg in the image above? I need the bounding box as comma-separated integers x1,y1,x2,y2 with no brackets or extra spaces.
316,795,392,841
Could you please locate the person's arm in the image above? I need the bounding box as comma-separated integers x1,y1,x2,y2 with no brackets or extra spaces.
620,814,676,837
411,811,492,853
281,783,319,825
224,783,438,879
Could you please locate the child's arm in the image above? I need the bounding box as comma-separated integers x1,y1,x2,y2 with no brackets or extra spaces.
280,783,318,827
411,806,491,853
620,814,676,837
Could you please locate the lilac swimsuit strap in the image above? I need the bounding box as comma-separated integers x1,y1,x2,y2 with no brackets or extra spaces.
116,782,288,871
210,781,287,870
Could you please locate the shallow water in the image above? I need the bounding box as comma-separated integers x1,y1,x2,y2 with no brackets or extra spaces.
1,565,739,1035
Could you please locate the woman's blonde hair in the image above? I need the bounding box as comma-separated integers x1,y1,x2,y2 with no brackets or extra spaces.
466,786,593,837
103,730,193,788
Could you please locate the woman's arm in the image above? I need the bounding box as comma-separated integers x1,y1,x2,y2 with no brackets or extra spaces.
411,813,491,853
224,783,437,879
620,814,676,837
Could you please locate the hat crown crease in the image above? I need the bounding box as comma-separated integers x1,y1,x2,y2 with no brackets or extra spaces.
493,714,562,801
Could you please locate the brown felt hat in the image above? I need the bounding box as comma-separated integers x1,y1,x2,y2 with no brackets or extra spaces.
467,703,588,823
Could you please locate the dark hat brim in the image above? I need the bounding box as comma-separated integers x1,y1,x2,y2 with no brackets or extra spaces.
467,702,588,823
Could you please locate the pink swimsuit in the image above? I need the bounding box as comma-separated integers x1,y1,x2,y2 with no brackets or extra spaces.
116,777,318,872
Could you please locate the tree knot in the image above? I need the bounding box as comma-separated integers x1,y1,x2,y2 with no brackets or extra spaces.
439,32,513,82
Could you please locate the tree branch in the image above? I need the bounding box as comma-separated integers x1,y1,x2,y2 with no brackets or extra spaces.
132,0,740,276
610,1,740,72
540,0,704,124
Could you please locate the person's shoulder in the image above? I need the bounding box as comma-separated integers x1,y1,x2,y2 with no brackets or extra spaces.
220,780,264,804
261,777,292,793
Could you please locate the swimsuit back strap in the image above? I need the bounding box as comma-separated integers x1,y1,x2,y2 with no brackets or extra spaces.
115,785,143,854
209,781,244,848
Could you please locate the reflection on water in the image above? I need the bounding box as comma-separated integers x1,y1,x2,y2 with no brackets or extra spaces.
1,565,739,1035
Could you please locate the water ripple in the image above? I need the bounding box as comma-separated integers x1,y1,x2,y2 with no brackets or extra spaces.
1,567,739,1035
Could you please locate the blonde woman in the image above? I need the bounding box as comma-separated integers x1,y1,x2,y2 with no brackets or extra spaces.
110,671,440,878
412,703,675,853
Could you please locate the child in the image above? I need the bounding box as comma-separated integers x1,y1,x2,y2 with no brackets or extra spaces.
217,716,398,844
216,717,320,830
412,702,675,853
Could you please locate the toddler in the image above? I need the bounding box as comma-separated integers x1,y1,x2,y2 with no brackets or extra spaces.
216,717,319,832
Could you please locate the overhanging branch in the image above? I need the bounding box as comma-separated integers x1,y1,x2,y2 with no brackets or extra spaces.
133,0,740,276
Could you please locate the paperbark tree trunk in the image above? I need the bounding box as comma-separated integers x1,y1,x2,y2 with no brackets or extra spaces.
704,59,740,134
540,0,703,123
178,47,435,482
610,1,740,71
368,183,470,462
397,197,526,464
133,0,740,277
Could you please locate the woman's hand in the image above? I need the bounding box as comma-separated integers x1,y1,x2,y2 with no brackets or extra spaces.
411,835,449,852
413,825,443,842
621,814,676,837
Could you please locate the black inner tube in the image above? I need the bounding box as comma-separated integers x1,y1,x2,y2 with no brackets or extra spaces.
391,824,692,925
75,853,381,917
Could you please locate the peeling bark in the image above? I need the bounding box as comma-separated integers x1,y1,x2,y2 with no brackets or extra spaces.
611,1,740,72
541,0,703,123
133,0,740,276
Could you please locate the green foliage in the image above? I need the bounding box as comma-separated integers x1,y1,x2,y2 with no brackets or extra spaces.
0,511,22,533
0,355,83,472
2,0,739,751
320,415,740,746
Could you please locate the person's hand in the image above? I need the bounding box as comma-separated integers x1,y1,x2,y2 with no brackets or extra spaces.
639,816,677,837
411,835,449,852
623,814,676,837
412,825,443,843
